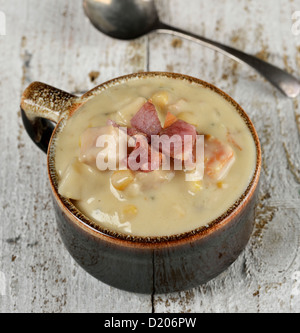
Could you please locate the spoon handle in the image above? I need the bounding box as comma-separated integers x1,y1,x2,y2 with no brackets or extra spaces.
155,22,300,98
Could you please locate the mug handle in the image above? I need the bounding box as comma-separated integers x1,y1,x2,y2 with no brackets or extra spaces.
20,82,78,154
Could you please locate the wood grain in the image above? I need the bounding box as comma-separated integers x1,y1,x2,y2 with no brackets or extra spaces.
0,0,299,313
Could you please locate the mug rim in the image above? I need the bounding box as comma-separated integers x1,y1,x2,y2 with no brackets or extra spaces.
47,71,261,248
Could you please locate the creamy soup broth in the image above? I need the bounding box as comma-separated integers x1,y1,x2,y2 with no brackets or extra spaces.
54,76,256,237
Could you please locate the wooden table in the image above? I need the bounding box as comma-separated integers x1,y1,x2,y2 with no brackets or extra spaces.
1,0,300,313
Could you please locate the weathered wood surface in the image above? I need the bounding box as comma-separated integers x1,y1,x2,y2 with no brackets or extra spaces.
0,0,300,313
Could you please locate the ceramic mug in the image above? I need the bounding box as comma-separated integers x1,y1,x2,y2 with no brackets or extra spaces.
21,72,261,294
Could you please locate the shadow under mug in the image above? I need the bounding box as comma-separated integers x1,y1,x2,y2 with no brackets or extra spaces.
20,72,261,294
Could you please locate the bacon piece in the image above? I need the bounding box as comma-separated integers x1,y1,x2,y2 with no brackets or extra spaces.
79,125,129,170
204,136,235,181
130,101,162,137
79,126,115,167
127,134,163,172
106,120,161,172
159,119,197,162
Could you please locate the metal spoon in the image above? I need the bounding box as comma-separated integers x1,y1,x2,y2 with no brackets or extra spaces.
83,0,300,98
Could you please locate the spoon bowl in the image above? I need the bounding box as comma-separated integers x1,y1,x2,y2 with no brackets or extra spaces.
83,0,300,98
83,0,159,40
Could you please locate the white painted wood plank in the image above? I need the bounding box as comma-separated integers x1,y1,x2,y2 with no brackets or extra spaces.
151,0,300,313
0,0,299,313
0,0,151,313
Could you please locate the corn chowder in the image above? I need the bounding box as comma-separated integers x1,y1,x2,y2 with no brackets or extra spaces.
54,76,256,237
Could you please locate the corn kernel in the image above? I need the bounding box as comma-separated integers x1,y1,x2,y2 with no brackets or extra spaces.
151,91,169,109
111,170,134,191
217,181,228,189
189,180,203,194
123,205,138,217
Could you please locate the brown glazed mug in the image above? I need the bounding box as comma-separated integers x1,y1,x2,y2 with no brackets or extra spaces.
20,72,261,294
